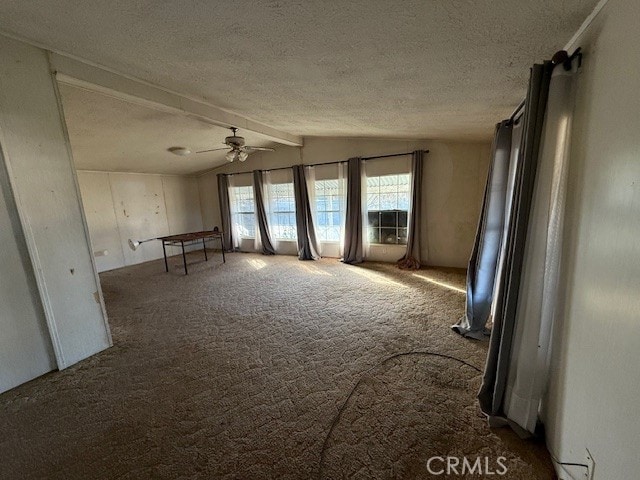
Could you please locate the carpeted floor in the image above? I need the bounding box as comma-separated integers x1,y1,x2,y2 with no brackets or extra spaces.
0,252,555,479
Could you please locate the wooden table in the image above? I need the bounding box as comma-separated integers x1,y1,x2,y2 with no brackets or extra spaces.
158,230,225,275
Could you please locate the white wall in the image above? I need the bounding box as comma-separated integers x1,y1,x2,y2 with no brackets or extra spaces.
544,1,640,478
78,171,203,272
198,137,490,267
0,34,111,377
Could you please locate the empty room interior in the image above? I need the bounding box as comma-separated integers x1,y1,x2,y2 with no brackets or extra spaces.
0,1,638,479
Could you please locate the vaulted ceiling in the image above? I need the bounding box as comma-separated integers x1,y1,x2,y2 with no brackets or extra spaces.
0,0,597,143
58,85,277,175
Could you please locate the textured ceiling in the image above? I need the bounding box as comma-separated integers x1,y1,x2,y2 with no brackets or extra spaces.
59,84,276,175
0,1,597,140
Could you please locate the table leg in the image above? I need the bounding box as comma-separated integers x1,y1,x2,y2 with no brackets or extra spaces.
220,236,226,263
202,238,208,261
162,241,168,272
181,240,188,275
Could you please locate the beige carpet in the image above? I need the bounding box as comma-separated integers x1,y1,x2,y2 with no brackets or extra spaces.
0,252,555,479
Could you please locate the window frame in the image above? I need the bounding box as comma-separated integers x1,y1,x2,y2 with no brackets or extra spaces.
366,173,411,246
268,181,297,240
230,185,256,239
313,178,345,243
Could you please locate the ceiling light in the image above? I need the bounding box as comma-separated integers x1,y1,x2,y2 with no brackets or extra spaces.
225,151,236,163
238,151,249,162
168,146,191,156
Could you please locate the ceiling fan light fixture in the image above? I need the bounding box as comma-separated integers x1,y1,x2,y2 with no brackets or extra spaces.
197,128,275,160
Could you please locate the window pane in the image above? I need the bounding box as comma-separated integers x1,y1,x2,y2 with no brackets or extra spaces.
380,193,398,210
231,186,255,238
380,211,396,227
239,199,254,212
316,196,328,211
368,227,380,244
397,194,410,211
398,228,408,245
326,226,340,242
380,228,398,244
269,182,297,239
365,174,410,244
317,211,329,226
314,179,346,242
367,193,380,211
367,176,379,188
398,210,408,227
380,183,397,194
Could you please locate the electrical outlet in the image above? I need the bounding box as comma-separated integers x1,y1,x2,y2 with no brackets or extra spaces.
585,449,595,480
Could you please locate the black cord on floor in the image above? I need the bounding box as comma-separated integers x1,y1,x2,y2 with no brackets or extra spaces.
317,350,483,479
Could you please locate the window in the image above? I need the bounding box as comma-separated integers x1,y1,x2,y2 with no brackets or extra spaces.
230,185,255,238
314,179,345,242
268,182,297,240
366,173,410,245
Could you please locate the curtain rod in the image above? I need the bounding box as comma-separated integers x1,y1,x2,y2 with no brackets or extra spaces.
509,100,526,123
362,150,428,160
508,47,583,126
222,150,428,176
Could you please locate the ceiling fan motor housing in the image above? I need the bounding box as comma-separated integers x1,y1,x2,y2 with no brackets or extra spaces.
225,135,245,148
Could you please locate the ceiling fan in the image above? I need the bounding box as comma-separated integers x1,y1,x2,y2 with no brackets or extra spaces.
196,127,274,162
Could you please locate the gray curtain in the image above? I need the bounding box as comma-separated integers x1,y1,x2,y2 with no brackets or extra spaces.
292,165,321,260
502,66,578,433
452,122,513,338
252,170,276,255
478,61,554,420
217,174,234,252
397,150,425,270
342,157,364,264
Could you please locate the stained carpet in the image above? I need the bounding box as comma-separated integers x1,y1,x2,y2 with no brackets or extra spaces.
0,252,554,479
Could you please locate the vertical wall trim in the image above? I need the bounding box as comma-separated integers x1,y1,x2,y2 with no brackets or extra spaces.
48,52,113,349
197,176,207,230
106,172,127,263
160,177,173,234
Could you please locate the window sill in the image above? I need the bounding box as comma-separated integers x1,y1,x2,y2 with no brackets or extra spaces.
368,243,407,247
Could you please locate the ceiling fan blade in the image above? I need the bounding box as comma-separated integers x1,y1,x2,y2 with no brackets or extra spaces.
196,147,231,154
244,146,275,152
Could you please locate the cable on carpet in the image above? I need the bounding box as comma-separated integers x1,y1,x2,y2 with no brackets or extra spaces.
317,350,483,479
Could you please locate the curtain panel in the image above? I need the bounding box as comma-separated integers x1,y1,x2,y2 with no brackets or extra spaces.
217,174,234,252
342,157,364,264
453,123,514,338
478,61,555,423
292,165,321,260
397,150,425,270
252,170,276,255
502,66,577,433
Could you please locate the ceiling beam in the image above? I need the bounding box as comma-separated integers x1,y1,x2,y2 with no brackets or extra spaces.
49,52,303,147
